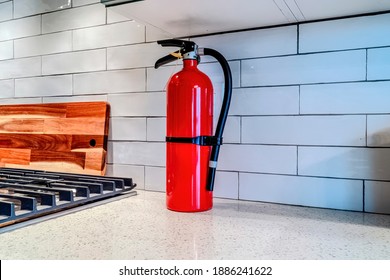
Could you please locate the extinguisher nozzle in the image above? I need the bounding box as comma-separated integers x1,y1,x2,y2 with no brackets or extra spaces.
206,167,217,192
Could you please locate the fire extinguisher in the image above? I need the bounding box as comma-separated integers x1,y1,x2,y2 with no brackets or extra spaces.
155,39,232,212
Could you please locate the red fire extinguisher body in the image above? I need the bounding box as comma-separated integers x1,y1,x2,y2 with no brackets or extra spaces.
166,59,214,212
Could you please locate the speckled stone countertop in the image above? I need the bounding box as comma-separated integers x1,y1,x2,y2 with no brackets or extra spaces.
0,190,390,260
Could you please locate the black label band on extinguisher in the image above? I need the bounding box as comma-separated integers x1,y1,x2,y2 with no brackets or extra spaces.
166,136,222,146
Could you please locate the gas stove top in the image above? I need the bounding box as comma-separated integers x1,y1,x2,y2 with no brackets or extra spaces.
0,168,136,232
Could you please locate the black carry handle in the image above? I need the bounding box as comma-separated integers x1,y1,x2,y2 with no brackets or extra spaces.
155,51,181,69
154,39,198,69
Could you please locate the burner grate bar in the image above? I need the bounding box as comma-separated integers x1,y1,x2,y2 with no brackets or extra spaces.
0,167,136,228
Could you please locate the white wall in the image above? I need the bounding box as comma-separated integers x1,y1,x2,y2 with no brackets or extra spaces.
1,0,390,214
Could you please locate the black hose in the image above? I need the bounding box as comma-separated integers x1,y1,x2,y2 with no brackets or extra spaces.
203,48,232,191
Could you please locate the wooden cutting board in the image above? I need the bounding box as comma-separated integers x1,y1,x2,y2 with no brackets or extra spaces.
0,102,110,175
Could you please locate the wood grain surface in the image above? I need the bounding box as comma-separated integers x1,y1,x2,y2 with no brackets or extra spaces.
0,102,110,175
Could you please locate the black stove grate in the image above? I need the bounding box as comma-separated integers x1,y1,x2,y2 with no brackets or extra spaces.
0,167,136,228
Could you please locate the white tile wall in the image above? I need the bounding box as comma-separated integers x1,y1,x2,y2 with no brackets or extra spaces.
0,57,41,80
0,97,42,104
0,41,13,61
15,75,72,97
367,115,390,147
300,13,390,52
108,42,172,70
365,181,390,214
242,50,366,86
14,0,71,18
42,49,106,75
218,144,297,174
108,93,166,117
42,4,105,34
109,117,146,141
194,25,297,60
367,47,390,80
0,16,41,41
0,1,12,22
43,95,107,103
0,79,14,98
146,117,165,142
73,69,145,94
1,3,390,213
223,117,241,144
240,173,363,211
214,171,239,199
145,166,165,192
73,21,145,51
109,141,165,166
301,81,390,114
242,115,366,146
199,61,241,89
14,32,72,58
229,87,299,115
298,147,390,180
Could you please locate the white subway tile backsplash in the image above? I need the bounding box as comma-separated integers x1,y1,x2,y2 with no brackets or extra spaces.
43,94,107,103
301,81,390,114
73,21,145,51
300,13,390,53
106,164,145,189
14,31,72,58
0,97,42,104
15,75,72,97
0,41,13,61
108,42,173,70
109,117,146,141
364,181,390,214
0,1,12,22
214,171,239,199
242,50,366,86
298,147,390,180
367,115,390,147
0,79,14,98
223,117,240,144
146,117,165,142
229,87,299,116
0,16,41,41
242,115,366,146
74,69,145,94
110,141,165,166
0,57,41,80
42,49,106,75
199,61,240,89
42,4,105,33
194,25,297,60
14,0,71,18
108,92,166,117
367,47,390,80
145,166,165,192
218,144,297,174
240,173,363,211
